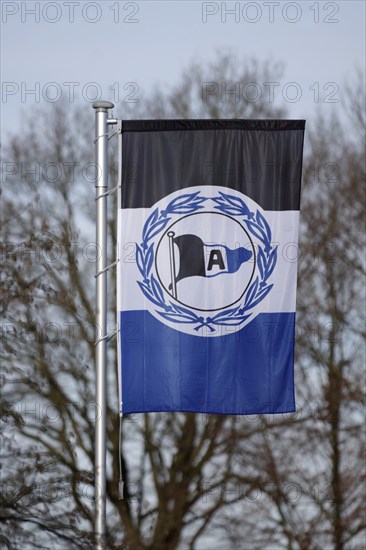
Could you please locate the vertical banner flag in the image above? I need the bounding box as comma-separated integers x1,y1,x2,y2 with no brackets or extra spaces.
117,120,305,415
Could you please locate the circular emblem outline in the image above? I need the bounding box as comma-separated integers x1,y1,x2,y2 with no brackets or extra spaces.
155,211,256,312
136,189,278,334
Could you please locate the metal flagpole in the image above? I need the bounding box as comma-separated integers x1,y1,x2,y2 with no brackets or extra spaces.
92,100,116,550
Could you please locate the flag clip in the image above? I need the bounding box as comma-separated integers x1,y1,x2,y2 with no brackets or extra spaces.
119,480,124,500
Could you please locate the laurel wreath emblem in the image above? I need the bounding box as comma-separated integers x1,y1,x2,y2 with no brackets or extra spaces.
136,191,277,333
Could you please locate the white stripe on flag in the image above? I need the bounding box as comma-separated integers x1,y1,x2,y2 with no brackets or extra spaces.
117,208,299,314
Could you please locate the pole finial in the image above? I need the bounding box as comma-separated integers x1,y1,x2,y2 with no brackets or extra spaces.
93,101,115,111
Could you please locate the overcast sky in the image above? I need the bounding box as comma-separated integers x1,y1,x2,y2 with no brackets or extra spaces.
1,0,365,137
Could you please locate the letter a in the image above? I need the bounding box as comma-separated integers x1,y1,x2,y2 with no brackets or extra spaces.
207,250,225,271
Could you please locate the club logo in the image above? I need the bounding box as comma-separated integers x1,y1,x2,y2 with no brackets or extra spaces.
136,186,277,337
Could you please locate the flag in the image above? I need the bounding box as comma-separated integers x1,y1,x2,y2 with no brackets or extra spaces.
117,119,305,415
167,234,253,292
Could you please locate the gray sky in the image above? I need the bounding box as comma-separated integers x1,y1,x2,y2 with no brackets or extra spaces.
1,0,365,137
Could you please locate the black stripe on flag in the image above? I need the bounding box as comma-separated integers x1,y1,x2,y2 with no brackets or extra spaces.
121,119,305,211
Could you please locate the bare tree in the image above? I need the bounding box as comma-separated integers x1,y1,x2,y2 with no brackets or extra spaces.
1,56,365,549
217,87,366,550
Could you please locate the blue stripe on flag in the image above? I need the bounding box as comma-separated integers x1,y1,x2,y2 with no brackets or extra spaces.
120,311,296,415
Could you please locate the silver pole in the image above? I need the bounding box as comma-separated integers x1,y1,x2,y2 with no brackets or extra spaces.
93,100,115,550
